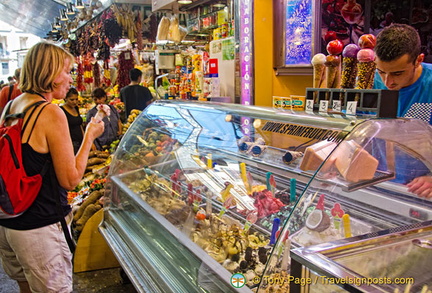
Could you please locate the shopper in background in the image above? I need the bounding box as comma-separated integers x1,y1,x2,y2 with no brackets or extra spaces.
61,87,84,154
119,68,153,117
373,23,432,198
87,87,121,150
0,41,104,293
7,76,14,85
0,68,22,114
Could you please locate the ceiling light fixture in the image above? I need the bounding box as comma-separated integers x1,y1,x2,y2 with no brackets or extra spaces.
178,0,193,4
54,17,62,29
66,3,75,15
60,9,68,21
51,23,59,33
75,0,84,9
212,2,226,8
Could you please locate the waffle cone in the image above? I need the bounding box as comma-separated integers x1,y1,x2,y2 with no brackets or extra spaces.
313,64,325,88
341,57,358,88
326,65,340,88
355,61,376,89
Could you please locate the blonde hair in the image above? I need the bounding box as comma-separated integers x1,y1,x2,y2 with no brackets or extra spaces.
20,41,74,94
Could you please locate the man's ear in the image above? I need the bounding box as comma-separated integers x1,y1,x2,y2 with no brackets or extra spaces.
416,53,425,66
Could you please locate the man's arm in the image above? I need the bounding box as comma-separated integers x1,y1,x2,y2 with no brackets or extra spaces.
407,176,432,198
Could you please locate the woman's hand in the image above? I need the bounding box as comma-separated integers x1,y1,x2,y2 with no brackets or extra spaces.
86,117,105,141
407,176,432,198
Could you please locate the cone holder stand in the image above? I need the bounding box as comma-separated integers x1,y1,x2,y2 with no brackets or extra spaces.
305,88,399,118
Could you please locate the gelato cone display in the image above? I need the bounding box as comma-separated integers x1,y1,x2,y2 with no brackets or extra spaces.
311,53,326,88
325,39,343,88
340,44,359,88
325,54,341,88
355,48,376,89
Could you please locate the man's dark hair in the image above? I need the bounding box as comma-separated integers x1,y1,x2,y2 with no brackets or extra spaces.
92,87,106,99
375,23,421,64
129,68,142,82
7,76,13,82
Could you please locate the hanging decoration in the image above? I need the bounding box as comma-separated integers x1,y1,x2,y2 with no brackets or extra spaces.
76,57,85,92
118,50,135,89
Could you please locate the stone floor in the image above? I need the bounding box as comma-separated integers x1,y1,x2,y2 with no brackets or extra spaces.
0,263,137,293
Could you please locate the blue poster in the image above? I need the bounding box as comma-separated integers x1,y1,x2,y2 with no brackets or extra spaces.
285,0,313,65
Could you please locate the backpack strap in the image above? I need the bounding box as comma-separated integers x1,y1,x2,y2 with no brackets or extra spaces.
21,102,49,142
7,84,14,102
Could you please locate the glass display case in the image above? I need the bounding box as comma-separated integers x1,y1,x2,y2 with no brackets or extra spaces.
99,100,432,293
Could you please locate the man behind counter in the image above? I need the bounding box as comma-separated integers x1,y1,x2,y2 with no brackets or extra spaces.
373,23,432,198
119,68,153,117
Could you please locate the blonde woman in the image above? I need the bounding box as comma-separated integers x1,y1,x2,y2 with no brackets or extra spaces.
0,41,104,293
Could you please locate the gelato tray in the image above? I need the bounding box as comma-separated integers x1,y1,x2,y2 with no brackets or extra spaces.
291,223,432,292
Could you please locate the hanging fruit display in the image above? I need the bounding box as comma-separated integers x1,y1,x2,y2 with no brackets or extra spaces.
102,60,111,87
118,50,134,89
76,57,85,92
136,10,144,50
112,4,137,42
83,53,94,84
93,62,101,88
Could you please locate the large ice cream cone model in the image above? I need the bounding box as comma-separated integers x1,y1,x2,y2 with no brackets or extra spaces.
340,44,359,88
341,57,358,88
355,48,376,89
325,39,343,88
311,53,326,88
355,34,377,89
325,55,341,88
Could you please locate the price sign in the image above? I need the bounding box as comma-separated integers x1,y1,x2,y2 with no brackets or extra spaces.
332,100,341,112
346,101,357,116
319,100,329,114
305,100,314,114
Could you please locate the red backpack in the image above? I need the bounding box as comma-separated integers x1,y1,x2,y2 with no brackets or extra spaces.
0,100,49,218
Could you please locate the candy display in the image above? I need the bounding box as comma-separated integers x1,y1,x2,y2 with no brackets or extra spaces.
340,44,359,88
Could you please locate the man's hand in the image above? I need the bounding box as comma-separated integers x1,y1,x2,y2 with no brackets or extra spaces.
407,176,432,198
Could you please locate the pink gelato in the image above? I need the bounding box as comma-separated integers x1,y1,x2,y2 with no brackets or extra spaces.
357,49,375,63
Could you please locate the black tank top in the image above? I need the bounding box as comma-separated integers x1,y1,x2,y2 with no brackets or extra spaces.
0,103,71,230
61,105,83,144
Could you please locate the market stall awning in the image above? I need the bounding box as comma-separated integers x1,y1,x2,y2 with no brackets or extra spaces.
0,0,69,38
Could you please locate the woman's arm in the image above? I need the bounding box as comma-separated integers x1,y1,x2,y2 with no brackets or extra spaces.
42,104,104,190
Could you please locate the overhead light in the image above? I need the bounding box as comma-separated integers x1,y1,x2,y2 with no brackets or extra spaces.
213,2,226,8
51,23,59,33
60,9,68,21
54,17,62,29
75,0,84,9
66,3,75,15
178,0,192,4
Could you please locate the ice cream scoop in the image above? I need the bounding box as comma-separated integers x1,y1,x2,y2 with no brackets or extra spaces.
358,34,376,49
311,53,326,65
342,44,360,58
357,48,375,62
